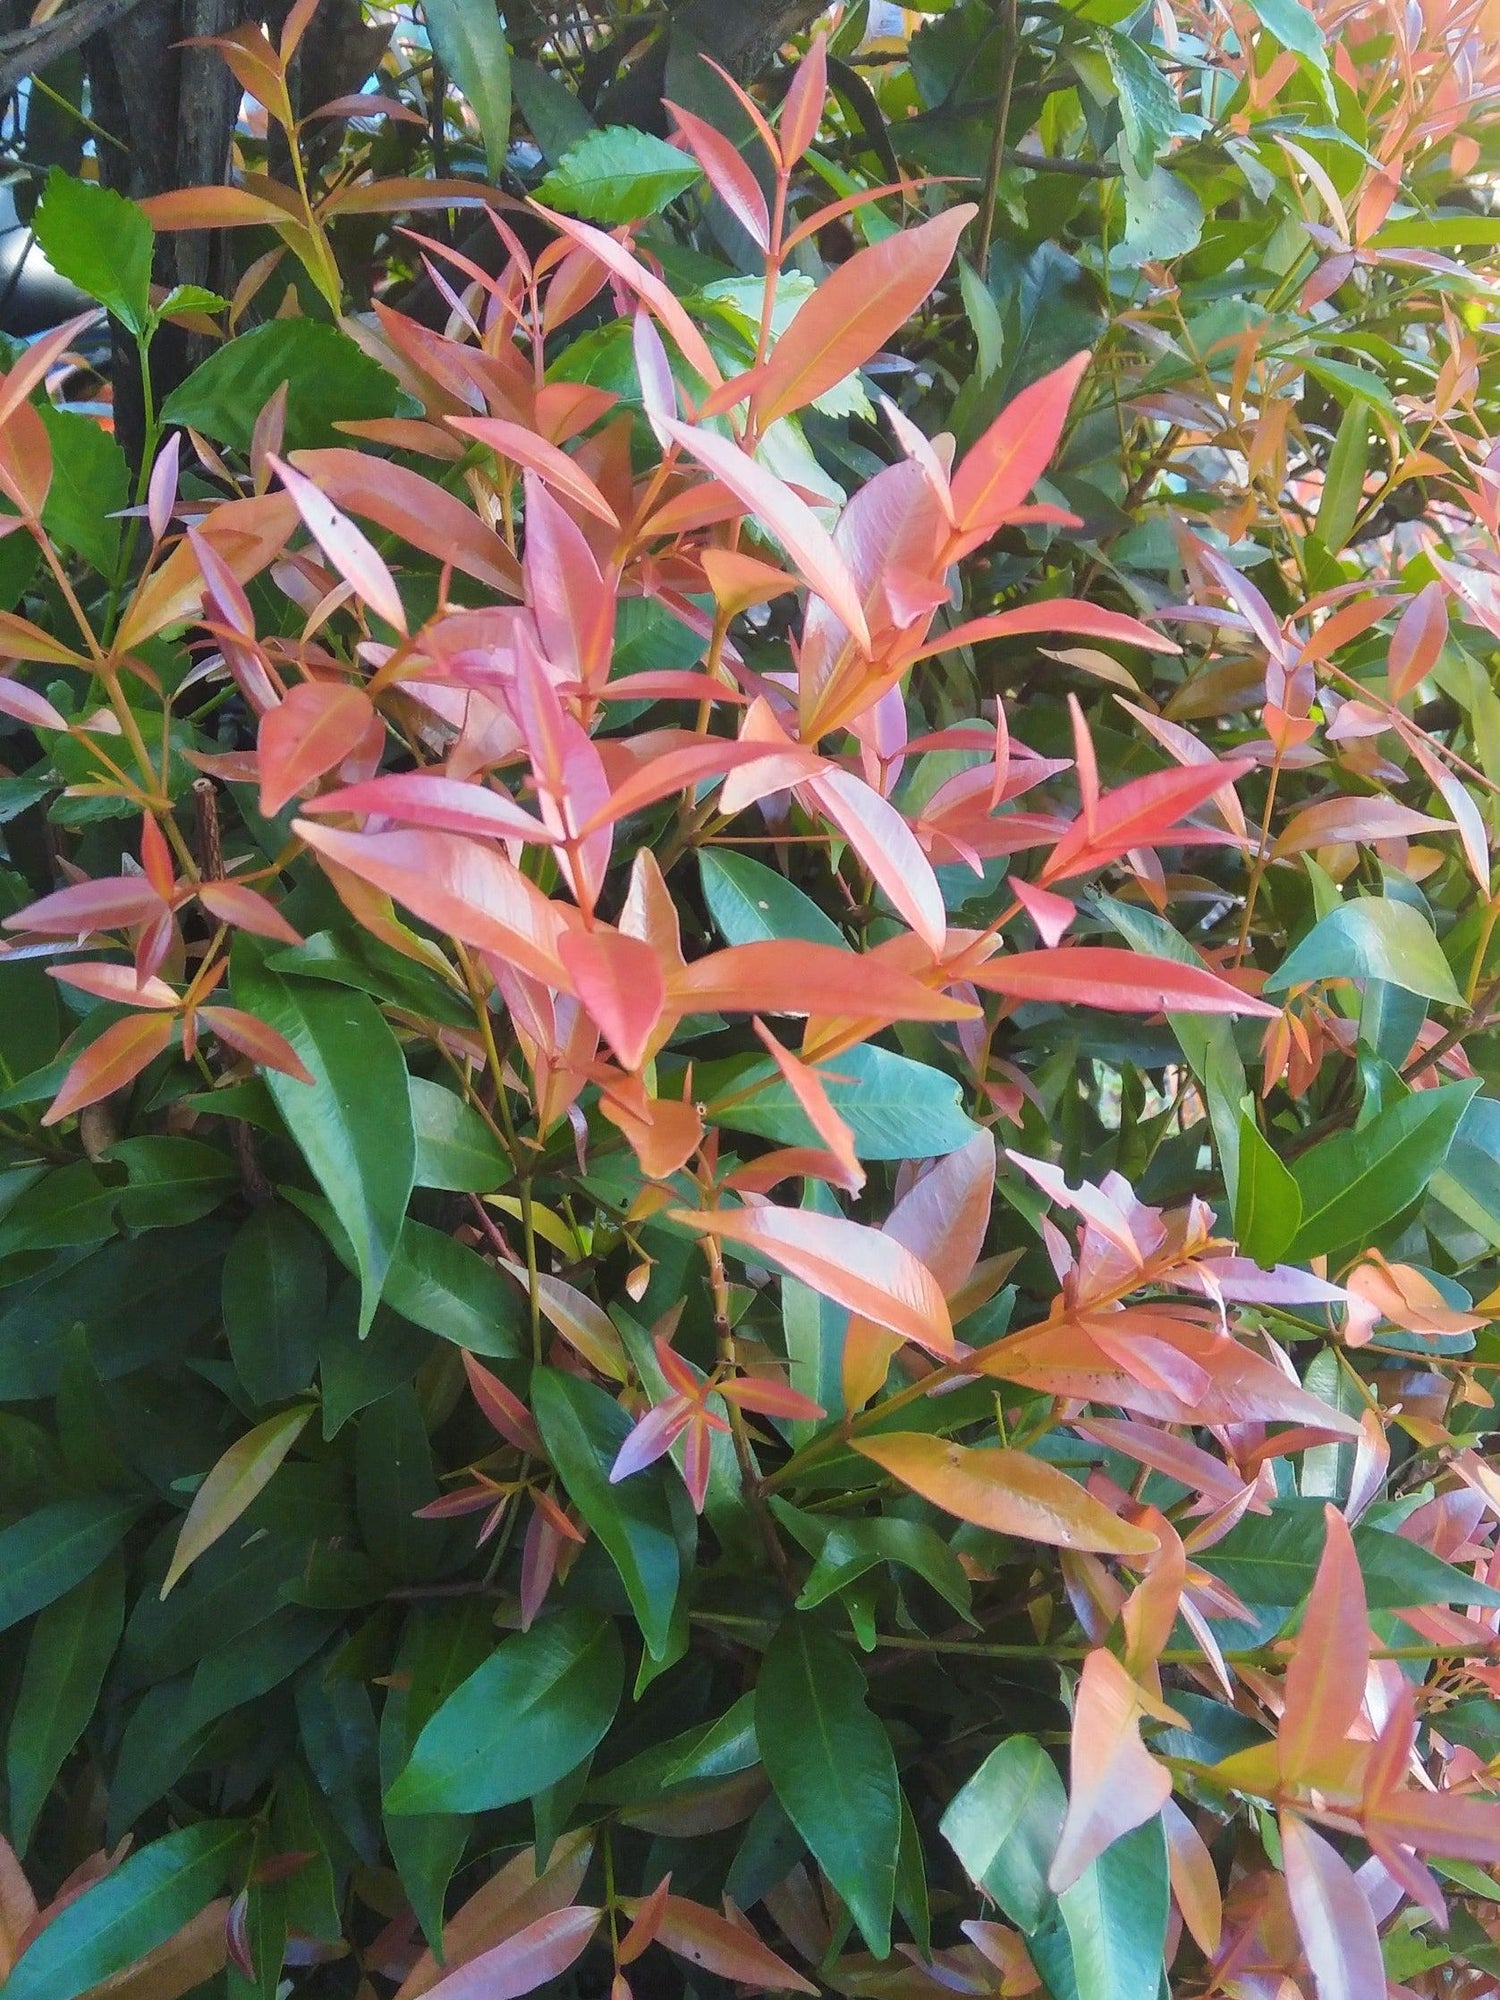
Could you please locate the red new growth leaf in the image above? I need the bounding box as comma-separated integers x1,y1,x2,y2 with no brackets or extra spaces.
967,947,1275,1016
1048,1650,1173,1891
665,103,770,250
258,683,377,818
1278,1504,1370,1787
1281,1814,1385,2000
950,351,1091,536
648,1897,816,1995
557,928,666,1072
4,876,170,938
676,1205,955,1355
752,206,975,427
420,1907,602,2000
42,1014,177,1126
268,456,407,632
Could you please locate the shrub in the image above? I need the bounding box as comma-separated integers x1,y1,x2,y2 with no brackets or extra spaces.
0,5,1499,2000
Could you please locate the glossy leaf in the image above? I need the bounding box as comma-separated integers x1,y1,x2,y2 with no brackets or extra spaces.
755,1617,900,1955
854,1435,1158,1554
162,1405,312,1597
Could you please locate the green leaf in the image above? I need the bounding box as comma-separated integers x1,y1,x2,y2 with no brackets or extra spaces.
386,1608,623,1814
425,0,513,181
233,941,415,1336
705,1042,979,1161
1315,399,1371,552
1245,0,1327,65
6,1550,125,1852
162,321,402,453
1033,1816,1169,2000
39,406,128,575
1290,1078,1478,1258
1266,898,1463,1006
699,850,845,949
1433,1096,1500,1249
1199,1499,1500,1611
532,1367,681,1660
511,57,595,162
380,1218,524,1354
794,1516,973,1624
538,125,701,225
939,1735,1066,1934
1233,1106,1302,1267
1098,29,1181,176
33,169,153,334
223,1203,327,1405
319,1283,428,1438
410,1075,511,1191
109,1137,237,1230
755,1616,900,1956
1119,161,1202,265
0,1161,118,1256
356,1386,451,1584
0,1496,140,1634
1,1821,249,2000
1095,896,1246,1203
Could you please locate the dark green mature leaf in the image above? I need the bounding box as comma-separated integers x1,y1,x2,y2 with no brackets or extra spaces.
410,1076,511,1191
233,942,415,1335
5,1550,125,1852
39,406,128,575
224,1203,327,1405
0,1224,229,1399
34,168,152,333
162,321,402,452
512,58,595,161
1290,1078,1478,1257
2,1821,249,2000
386,1609,623,1814
1267,899,1463,1005
110,1137,237,1230
319,1284,429,1437
756,1617,901,1956
699,850,845,948
0,1495,140,1634
425,0,512,180
706,1043,979,1160
297,1665,383,1863
533,1367,681,1660
356,1386,451,1583
1199,1499,1500,1611
538,126,701,224
939,1735,1066,1934
0,1161,118,1255
794,1515,973,1623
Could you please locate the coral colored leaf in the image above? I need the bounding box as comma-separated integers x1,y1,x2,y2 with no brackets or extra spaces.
1042,759,1255,882
853,1434,1158,1554
421,1907,602,2000
950,352,1091,534
293,822,568,987
49,963,179,1009
651,1897,816,1996
1388,581,1448,700
670,941,971,1024
1271,795,1450,856
1048,1650,1172,1891
751,1020,862,1193
196,880,302,945
0,678,68,730
42,1014,177,1127
1362,1787,1500,1863
462,1352,545,1457
1278,1505,1369,1785
676,1205,954,1356
258,681,376,819
616,1875,671,1967
531,207,723,389
304,772,555,844
1162,1797,1222,1957
396,1836,595,2000
196,1006,313,1082
557,928,665,1071
753,207,974,427
659,419,870,652
4,876,170,937
966,947,1274,1016
665,103,770,248
269,454,407,632
161,1405,312,1597
911,599,1177,661
448,418,619,525
289,448,521,596
580,740,800,834
508,1267,630,1382
806,768,947,954
1281,1814,1385,2000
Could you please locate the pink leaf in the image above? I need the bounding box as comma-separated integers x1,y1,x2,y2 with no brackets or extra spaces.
269,454,407,632
422,1907,602,2000
1048,1650,1172,1891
